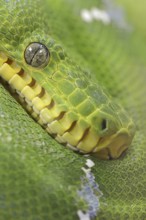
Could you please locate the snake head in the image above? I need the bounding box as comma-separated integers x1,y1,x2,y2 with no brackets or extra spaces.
0,2,136,160
28,38,136,160
0,37,136,160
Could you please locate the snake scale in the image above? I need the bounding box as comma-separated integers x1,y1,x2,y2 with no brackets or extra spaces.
0,0,146,220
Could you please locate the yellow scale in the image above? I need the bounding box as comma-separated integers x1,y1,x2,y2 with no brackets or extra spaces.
0,52,99,154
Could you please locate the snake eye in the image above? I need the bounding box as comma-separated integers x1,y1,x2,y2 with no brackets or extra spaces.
24,42,50,68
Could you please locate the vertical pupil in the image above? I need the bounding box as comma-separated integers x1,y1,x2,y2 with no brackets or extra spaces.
24,42,50,68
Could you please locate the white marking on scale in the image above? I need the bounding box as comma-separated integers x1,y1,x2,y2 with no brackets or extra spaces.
77,210,90,220
86,159,95,168
77,159,103,219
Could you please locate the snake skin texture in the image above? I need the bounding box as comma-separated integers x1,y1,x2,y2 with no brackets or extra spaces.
0,0,146,219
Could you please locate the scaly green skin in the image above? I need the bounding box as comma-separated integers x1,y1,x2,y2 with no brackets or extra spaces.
0,0,145,220
0,0,135,159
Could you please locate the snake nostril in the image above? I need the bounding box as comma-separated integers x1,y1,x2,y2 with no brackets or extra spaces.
101,119,107,131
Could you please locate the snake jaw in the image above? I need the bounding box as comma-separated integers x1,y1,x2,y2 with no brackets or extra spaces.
92,127,135,159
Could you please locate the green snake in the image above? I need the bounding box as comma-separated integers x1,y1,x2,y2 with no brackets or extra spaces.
0,0,145,219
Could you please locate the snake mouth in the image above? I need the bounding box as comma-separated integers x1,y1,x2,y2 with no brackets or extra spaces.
92,128,135,159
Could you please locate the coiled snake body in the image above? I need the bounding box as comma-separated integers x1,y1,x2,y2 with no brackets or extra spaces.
0,0,145,220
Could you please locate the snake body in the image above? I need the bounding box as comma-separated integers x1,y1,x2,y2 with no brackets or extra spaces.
0,0,146,220
0,0,135,159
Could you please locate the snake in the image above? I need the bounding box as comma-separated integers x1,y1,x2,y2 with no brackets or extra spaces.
0,0,145,219
0,0,135,159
